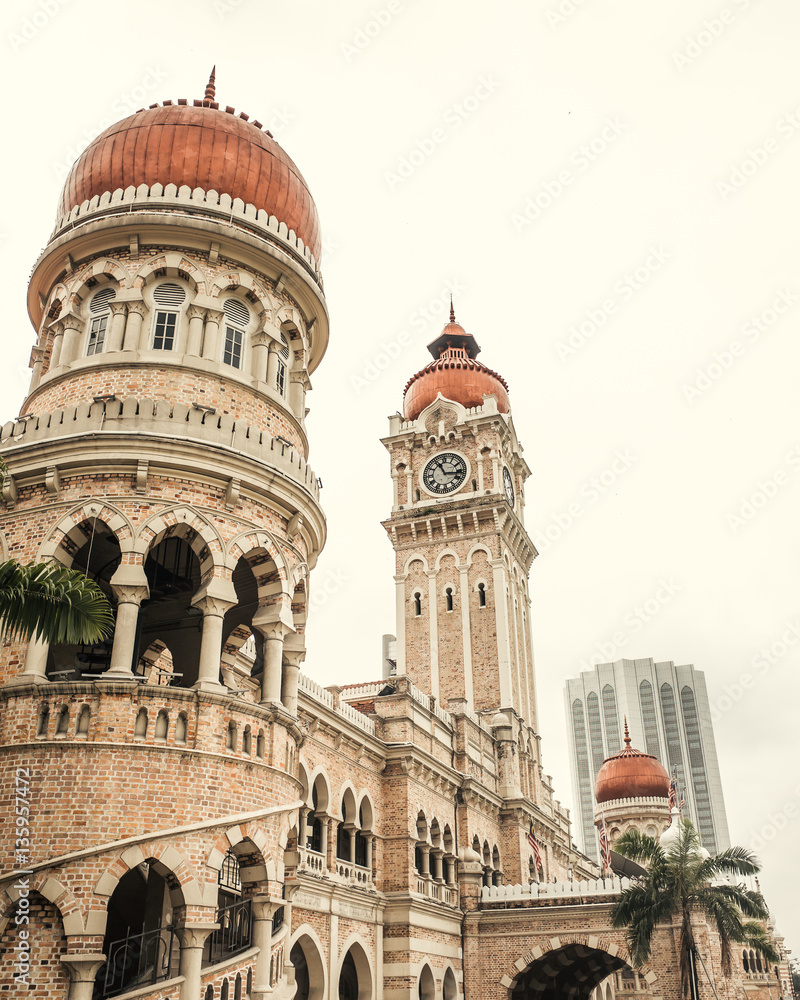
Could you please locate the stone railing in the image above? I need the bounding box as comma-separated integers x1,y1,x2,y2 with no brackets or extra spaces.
298,673,376,736
51,181,322,283
415,877,459,906
481,876,632,904
333,860,373,887
0,397,320,500
296,847,326,876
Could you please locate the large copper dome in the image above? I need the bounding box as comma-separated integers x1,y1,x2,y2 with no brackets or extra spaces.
594,724,670,804
403,311,509,421
59,95,321,259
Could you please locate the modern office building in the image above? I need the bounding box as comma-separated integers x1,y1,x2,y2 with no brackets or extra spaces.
564,658,731,861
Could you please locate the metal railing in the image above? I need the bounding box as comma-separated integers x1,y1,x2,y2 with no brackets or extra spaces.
206,898,252,966
94,924,177,999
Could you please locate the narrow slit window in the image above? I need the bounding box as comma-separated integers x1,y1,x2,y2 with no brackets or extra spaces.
478,582,486,607
414,593,422,616
276,332,290,395
445,587,454,612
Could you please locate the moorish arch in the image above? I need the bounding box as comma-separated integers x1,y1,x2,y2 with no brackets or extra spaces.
133,251,208,296
505,937,658,1000
70,257,131,299
289,923,327,1000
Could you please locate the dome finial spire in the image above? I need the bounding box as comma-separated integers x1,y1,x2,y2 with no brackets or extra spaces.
204,65,216,103
449,294,456,324
623,716,631,746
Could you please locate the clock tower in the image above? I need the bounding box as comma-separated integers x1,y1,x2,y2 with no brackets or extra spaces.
382,305,537,726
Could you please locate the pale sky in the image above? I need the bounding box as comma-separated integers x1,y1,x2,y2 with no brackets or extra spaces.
2,0,798,948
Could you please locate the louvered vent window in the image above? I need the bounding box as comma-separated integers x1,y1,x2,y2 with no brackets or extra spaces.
86,287,116,356
152,283,186,351
276,333,289,394
222,299,248,369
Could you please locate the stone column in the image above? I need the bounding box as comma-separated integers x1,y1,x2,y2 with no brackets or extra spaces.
319,815,329,861
29,345,46,391
61,954,107,1000
297,808,308,852
176,922,218,1000
59,315,83,366
107,302,128,352
201,308,224,361
5,637,49,687
420,845,431,878
258,623,288,705
281,641,305,716
405,468,413,505
366,836,374,873
250,330,270,382
326,818,337,870
432,851,444,881
250,895,285,1000
122,301,146,352
348,827,357,865
288,370,309,415
192,582,237,692
185,305,206,356
106,566,150,680
266,344,281,391
49,322,65,369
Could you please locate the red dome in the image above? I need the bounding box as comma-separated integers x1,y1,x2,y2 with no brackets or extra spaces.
594,726,670,804
402,311,509,421
59,101,321,260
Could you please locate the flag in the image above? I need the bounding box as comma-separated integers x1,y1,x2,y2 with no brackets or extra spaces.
599,816,612,873
679,795,685,815
527,820,543,873
668,774,677,811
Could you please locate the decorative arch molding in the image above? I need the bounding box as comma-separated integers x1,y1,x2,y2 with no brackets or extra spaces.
133,251,208,295
297,758,312,803
206,823,273,883
403,552,430,575
275,304,307,343
226,529,288,586
69,258,131,306
134,504,225,580
465,542,493,565
356,791,375,831
209,270,274,315
418,961,436,1000
335,934,375,1000
38,499,135,566
308,766,332,814
93,842,204,914
434,547,461,571
338,780,358,822
289,923,328,1000
0,875,83,937
503,935,658,993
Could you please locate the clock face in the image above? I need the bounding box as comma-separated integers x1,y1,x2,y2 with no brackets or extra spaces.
422,453,468,496
503,466,515,507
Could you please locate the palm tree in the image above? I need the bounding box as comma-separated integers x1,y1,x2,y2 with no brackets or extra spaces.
0,458,113,646
611,818,779,999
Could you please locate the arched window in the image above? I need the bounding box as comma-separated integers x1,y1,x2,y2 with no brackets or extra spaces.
76,705,91,735
256,729,265,758
477,582,486,607
234,972,242,1000
55,705,69,734
220,979,229,1000
414,592,422,617
205,986,214,1000
151,282,185,350
445,587,454,612
86,287,116,356
222,299,248,370
226,720,238,751
175,712,187,744
36,703,49,736
242,725,252,755
134,707,148,739
743,951,749,973
275,333,289,395
154,710,169,741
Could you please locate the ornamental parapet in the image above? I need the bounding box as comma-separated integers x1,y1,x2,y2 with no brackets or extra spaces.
0,396,320,501
481,876,631,907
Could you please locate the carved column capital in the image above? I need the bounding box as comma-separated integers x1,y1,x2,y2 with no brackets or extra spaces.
61,953,107,1000
125,300,147,318
108,301,128,317
186,304,207,321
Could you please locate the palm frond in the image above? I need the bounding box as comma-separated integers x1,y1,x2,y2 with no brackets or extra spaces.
696,846,761,881
611,883,673,967
0,560,114,645
613,828,665,866
741,923,781,965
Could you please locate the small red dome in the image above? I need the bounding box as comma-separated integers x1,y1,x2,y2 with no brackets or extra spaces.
594,726,670,804
58,100,321,259
402,309,509,421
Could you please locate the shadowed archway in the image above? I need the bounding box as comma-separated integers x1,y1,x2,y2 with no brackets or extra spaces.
511,944,627,1000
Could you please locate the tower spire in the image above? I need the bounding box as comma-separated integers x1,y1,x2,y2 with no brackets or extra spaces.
623,716,631,746
449,294,456,324
204,66,216,103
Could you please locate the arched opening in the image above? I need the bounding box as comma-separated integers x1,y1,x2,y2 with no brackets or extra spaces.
96,860,179,998
47,519,120,679
290,933,326,1000
511,945,628,1000
443,966,458,1000
306,778,328,855
36,702,49,736
338,942,372,1000
337,787,358,863
135,534,202,686
418,963,435,1000
204,847,253,967
76,704,91,735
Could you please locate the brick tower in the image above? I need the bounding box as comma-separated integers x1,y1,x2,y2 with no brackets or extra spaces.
0,72,327,999
381,305,536,725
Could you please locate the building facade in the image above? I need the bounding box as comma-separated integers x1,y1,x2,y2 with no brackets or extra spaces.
0,76,788,1000
565,658,731,862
